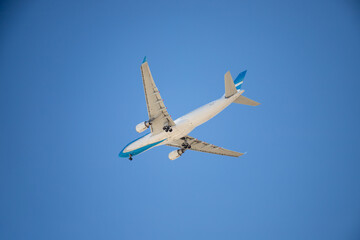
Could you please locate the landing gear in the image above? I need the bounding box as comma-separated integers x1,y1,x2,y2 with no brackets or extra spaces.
181,137,191,149
163,126,173,132
181,143,191,149
129,154,133,161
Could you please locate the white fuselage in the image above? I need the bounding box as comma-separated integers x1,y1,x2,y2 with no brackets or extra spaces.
122,90,244,154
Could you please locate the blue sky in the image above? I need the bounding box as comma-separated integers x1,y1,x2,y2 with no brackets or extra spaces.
1,0,360,239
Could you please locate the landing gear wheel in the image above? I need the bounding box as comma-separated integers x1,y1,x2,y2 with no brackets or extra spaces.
129,155,133,161
182,143,191,149
163,126,172,132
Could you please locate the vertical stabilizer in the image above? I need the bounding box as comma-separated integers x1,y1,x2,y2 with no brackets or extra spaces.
224,71,237,98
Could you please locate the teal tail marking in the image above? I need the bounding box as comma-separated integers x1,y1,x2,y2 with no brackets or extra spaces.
142,56,147,63
234,70,247,90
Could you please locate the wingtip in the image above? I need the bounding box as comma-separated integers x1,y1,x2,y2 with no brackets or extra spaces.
142,56,147,63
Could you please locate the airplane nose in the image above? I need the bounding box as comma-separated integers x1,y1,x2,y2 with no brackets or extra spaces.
119,141,133,158
119,148,128,158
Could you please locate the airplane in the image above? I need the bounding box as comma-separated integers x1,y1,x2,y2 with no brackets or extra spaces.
119,57,260,161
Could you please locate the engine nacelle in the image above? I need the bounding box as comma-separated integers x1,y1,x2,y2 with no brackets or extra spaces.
168,149,185,160
135,121,151,133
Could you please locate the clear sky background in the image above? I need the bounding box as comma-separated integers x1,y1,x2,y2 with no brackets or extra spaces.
1,0,360,239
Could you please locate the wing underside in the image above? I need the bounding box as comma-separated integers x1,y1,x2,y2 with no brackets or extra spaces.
140,60,175,134
166,135,244,157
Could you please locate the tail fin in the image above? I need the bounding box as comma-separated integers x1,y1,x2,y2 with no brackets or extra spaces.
224,71,237,98
225,70,248,98
225,70,260,106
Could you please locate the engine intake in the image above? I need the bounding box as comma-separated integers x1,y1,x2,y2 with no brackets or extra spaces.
168,149,185,160
135,121,151,133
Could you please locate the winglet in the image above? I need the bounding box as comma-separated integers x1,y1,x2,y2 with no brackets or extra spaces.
142,56,147,63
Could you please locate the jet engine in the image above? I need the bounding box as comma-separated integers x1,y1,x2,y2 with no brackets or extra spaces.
135,121,151,133
168,149,185,160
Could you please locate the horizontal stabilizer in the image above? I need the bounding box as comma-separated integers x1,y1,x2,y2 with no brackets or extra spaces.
233,95,260,106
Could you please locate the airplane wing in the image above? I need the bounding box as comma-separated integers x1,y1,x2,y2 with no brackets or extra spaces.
140,58,175,134
166,135,244,157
